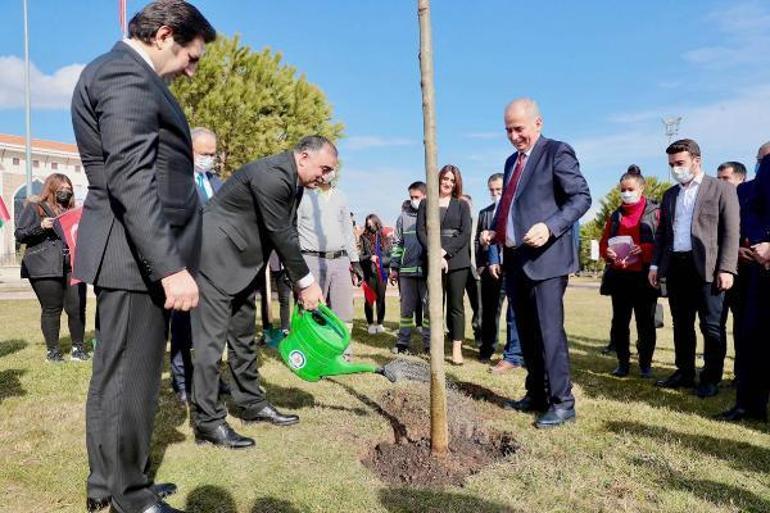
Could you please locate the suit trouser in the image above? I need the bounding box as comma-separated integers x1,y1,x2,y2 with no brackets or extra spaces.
666,253,726,384
363,273,387,325
86,286,168,513
191,273,267,432
609,271,657,368
396,276,430,349
422,267,468,342
169,311,193,394
303,254,354,322
506,254,574,409
29,274,86,352
736,265,770,415
479,271,523,364
465,269,482,340
721,265,748,381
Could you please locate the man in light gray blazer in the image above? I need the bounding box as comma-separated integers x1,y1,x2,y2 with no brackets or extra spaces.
649,138,740,398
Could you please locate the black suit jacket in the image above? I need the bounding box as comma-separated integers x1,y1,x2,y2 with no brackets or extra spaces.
475,202,496,267
197,151,310,296
71,41,201,291
416,197,472,271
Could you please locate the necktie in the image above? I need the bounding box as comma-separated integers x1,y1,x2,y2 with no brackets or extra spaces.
195,173,209,201
494,152,528,245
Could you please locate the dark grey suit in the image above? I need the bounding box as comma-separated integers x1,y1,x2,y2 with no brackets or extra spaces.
652,174,740,384
191,151,310,431
71,41,200,512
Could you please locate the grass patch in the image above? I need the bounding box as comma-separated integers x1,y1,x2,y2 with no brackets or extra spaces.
0,289,768,512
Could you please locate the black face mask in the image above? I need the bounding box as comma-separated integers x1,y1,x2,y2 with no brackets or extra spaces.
367,225,377,233
55,190,73,205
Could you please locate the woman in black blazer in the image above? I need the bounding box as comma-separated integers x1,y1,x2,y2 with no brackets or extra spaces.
15,173,87,363
417,164,472,364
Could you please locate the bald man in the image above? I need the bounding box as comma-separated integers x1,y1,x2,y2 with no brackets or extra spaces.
483,98,591,428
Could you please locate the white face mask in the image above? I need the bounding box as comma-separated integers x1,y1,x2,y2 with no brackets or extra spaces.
322,170,336,184
410,199,421,210
620,191,640,204
194,155,215,173
671,166,694,184
491,194,501,204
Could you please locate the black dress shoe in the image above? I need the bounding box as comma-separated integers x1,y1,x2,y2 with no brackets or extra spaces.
715,406,767,422
88,496,110,512
241,403,299,426
110,500,185,513
655,372,695,389
695,382,719,398
195,422,255,449
535,407,576,428
611,364,630,377
503,395,548,413
89,483,177,511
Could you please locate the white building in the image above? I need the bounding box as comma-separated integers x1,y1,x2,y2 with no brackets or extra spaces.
0,133,88,264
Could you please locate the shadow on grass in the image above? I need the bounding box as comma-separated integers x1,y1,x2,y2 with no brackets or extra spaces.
185,485,236,513
379,488,522,513
450,379,510,408
0,368,27,404
148,377,189,481
250,497,302,513
629,453,770,513
261,381,316,409
328,378,407,443
607,420,770,474
568,349,735,419
0,339,27,359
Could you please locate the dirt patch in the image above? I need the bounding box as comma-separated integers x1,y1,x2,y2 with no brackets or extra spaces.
362,384,519,487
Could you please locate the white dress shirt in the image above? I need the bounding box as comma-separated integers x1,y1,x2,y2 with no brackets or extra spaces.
194,170,214,200
672,172,704,252
505,146,534,247
123,38,155,71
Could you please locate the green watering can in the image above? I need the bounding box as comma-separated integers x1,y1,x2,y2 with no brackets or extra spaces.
278,304,394,382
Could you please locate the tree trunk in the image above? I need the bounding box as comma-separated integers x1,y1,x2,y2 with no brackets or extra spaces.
417,0,449,457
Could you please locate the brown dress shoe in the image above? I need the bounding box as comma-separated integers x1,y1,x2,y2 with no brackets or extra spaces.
488,360,520,374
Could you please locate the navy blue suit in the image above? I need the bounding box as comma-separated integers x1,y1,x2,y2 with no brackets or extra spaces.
490,136,591,409
170,170,223,396
738,154,770,417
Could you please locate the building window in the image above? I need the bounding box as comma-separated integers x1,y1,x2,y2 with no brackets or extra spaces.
12,157,20,166
32,160,39,168
51,162,58,170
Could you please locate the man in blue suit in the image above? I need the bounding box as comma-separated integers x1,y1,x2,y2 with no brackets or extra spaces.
719,143,770,422
169,127,223,403
483,98,591,428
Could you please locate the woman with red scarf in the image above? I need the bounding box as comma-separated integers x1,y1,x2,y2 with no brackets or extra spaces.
599,165,660,378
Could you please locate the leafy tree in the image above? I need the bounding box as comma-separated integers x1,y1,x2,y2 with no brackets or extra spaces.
172,35,344,177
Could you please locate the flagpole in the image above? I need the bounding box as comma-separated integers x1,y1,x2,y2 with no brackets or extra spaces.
23,0,32,198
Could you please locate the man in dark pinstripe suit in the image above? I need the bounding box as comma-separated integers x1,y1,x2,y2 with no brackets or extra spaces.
70,2,215,512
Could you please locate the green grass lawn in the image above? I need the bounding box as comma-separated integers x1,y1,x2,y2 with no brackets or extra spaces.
1,288,769,513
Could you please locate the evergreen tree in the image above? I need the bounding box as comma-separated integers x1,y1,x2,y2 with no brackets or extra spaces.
172,35,344,177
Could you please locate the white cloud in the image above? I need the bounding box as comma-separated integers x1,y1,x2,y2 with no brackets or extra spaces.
341,135,416,151
0,56,84,109
683,2,770,70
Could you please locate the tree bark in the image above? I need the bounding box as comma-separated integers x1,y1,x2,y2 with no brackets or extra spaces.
417,0,449,457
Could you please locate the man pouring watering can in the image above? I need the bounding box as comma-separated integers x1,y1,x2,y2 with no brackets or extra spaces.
190,136,332,449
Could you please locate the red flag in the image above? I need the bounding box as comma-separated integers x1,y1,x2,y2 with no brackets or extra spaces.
361,281,377,305
0,196,10,229
54,207,83,285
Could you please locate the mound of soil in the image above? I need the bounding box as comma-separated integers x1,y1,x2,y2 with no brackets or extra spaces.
362,385,519,487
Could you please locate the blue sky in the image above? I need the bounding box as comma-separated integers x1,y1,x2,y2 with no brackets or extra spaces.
2,0,770,225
